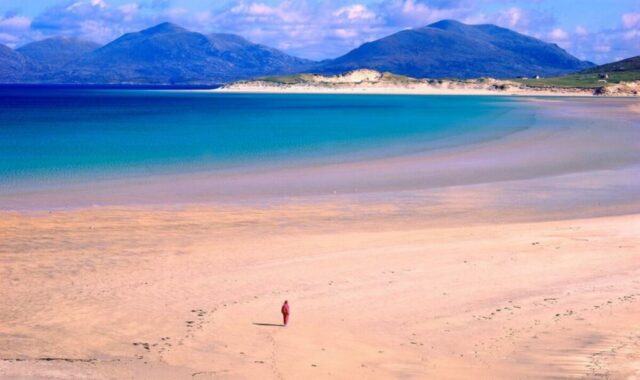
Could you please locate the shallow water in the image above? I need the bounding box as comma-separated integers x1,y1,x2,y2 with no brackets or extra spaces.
0,90,533,183
1,90,638,210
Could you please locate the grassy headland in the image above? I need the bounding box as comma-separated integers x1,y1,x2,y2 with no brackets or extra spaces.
514,56,640,88
514,71,640,88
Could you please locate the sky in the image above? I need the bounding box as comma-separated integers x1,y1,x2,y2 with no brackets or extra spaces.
0,0,638,63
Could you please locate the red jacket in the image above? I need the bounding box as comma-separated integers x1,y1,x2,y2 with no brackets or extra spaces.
281,303,290,315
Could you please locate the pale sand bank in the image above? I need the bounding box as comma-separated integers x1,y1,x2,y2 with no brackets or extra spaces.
0,204,639,379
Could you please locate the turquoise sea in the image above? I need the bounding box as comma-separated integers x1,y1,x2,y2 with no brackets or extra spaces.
0,88,535,186
2,88,640,211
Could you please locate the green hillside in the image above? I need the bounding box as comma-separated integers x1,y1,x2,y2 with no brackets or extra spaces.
581,56,640,73
514,56,640,88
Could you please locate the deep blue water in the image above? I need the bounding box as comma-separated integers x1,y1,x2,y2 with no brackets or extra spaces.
0,89,535,185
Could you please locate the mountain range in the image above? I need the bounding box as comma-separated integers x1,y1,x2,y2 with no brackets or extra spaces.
52,23,314,84
0,20,608,85
318,20,594,78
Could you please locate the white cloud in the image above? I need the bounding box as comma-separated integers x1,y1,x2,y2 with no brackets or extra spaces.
91,0,107,8
229,1,307,24
335,28,358,38
549,28,568,41
0,16,31,30
0,15,31,48
593,43,611,53
500,7,522,28
575,25,588,36
209,1,386,59
164,7,189,20
464,6,556,37
0,32,19,44
333,5,376,21
622,12,640,28
382,0,466,28
624,29,639,40
31,0,155,44
119,3,139,15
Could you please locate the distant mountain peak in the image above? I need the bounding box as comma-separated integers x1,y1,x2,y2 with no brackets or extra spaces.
427,19,465,29
141,22,188,35
318,19,594,79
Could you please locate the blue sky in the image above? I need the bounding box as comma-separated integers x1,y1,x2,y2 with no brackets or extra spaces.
1,0,638,63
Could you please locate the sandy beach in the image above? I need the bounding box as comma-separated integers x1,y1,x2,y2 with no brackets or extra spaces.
1,97,639,379
2,0,640,375
216,84,597,97
1,201,640,379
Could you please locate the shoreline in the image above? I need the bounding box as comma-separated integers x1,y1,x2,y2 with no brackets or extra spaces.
215,85,640,97
215,85,600,97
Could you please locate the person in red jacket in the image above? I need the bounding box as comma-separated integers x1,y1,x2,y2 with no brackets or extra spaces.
281,300,290,326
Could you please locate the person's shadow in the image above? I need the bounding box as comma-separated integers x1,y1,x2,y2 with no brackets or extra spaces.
253,322,284,327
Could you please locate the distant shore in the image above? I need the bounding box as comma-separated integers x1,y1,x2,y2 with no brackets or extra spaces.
217,84,595,96
216,69,640,97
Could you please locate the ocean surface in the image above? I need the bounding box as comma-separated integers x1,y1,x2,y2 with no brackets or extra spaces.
2,89,639,210
0,88,535,186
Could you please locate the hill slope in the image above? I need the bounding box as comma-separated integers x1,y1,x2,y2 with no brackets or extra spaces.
580,55,640,74
318,20,593,79
512,55,640,89
207,33,314,76
0,44,31,83
17,37,101,72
